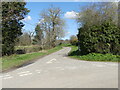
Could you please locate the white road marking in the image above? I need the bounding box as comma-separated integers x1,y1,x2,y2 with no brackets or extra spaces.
0,74,13,80
3,76,13,80
18,71,32,77
46,61,52,64
46,58,56,64
4,74,11,77
19,73,32,77
2,74,12,79
50,58,56,61
18,71,30,74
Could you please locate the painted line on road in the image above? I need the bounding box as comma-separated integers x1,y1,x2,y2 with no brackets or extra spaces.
3,76,13,80
2,75,13,80
46,58,56,64
46,61,52,64
19,73,32,77
50,58,56,61
18,71,30,74
4,74,11,77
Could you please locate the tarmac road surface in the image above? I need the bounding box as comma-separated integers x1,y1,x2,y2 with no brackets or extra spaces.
1,47,118,88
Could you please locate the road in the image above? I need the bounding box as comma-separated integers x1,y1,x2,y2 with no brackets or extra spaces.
1,47,118,88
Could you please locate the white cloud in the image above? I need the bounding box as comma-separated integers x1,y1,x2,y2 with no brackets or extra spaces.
23,16,32,21
64,11,78,19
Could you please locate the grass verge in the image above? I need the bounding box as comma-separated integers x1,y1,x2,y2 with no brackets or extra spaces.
68,46,120,62
1,46,63,71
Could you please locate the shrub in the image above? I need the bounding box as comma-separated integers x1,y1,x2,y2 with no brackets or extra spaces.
77,21,120,55
15,45,42,54
16,49,26,54
79,53,120,62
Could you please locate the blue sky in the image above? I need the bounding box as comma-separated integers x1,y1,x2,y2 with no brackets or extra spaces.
22,2,90,40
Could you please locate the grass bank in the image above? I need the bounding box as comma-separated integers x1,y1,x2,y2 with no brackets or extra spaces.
1,45,63,71
68,46,120,62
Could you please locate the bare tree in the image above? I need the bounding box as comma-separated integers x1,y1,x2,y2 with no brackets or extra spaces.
28,31,34,45
39,6,65,48
17,32,32,46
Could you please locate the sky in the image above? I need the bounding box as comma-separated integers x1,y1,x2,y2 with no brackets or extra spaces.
22,2,92,40
21,2,95,40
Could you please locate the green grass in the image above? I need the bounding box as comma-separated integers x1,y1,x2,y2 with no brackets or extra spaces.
68,46,120,62
1,45,62,71
60,43,72,47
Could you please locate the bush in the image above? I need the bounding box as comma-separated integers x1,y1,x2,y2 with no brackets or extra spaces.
77,21,120,55
25,46,42,53
69,46,120,62
79,53,120,62
15,45,42,54
16,49,26,54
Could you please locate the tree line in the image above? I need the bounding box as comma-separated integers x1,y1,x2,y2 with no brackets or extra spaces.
2,1,120,56
77,2,120,55
2,1,65,56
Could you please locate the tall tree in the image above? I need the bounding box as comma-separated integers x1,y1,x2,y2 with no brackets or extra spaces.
2,1,30,55
39,6,65,48
34,24,44,46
